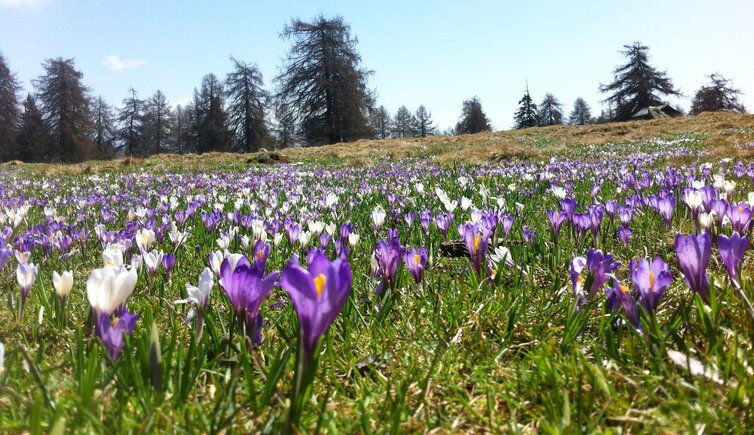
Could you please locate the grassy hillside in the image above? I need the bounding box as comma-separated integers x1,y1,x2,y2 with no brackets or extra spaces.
3,112,753,177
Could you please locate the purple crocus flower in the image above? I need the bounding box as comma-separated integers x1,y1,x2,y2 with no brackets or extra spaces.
547,210,567,243
561,198,577,222
573,213,591,236
718,232,748,287
285,221,301,244
630,257,672,313
522,225,536,246
586,248,620,298
727,202,752,234
570,256,587,300
573,248,620,301
162,253,175,277
434,213,453,239
280,252,352,362
617,206,633,227
588,205,604,236
0,247,11,270
404,211,417,228
319,232,330,248
480,212,499,240
657,195,675,228
374,238,402,294
710,199,728,225
419,210,432,235
219,257,279,341
97,308,139,359
251,239,270,274
604,278,641,329
675,232,712,303
460,223,488,277
500,214,514,235
339,223,353,241
403,247,428,286
618,226,632,245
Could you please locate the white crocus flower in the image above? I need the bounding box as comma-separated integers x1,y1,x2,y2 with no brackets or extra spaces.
299,230,312,247
168,226,189,247
15,250,30,264
216,235,230,251
308,220,325,235
251,220,266,240
490,246,515,269
273,232,284,247
348,232,360,246
175,267,214,322
135,228,155,252
325,193,339,207
684,189,704,211
52,271,74,299
86,265,138,316
143,250,164,275
208,250,224,277
240,235,251,250
103,243,125,267
551,186,567,199
371,207,386,230
325,222,337,236
17,262,38,293
699,212,713,229
460,197,473,211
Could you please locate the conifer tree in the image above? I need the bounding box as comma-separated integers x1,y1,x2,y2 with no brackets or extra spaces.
276,15,374,145
513,88,538,129
117,88,144,156
194,73,232,153
599,42,681,121
226,57,270,152
414,105,436,137
568,98,593,125
537,93,563,126
0,51,21,162
91,96,116,157
16,94,50,162
456,96,492,134
33,57,95,162
690,74,745,114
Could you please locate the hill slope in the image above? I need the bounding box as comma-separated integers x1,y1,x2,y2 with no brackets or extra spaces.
3,112,753,176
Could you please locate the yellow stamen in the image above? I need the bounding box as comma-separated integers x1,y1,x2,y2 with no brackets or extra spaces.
577,275,585,285
313,274,326,298
620,284,629,293
413,254,420,264
111,315,119,328
473,235,480,251
649,271,655,288
739,206,744,213
256,250,265,260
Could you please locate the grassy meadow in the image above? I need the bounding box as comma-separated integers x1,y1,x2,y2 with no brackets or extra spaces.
1,113,754,433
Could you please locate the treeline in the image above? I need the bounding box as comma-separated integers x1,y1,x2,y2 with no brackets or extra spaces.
511,43,747,129
0,18,748,163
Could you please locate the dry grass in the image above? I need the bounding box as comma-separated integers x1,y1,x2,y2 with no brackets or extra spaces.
3,113,753,176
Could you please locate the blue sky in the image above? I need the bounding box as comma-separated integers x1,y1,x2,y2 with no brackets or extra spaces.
1,0,752,130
